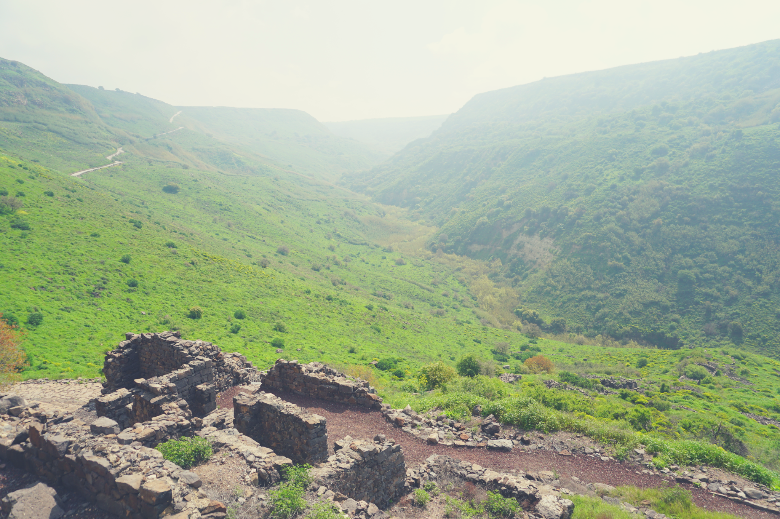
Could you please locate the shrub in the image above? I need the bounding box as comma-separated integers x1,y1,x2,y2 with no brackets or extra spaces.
120,254,131,264
392,368,405,379
268,465,311,519
1,312,18,327
155,436,212,468
559,371,594,389
684,365,708,381
9,218,30,230
260,258,270,268
162,183,180,194
126,279,139,288
234,309,246,319
277,245,290,256
483,490,519,518
271,337,285,348
304,501,343,519
165,241,177,248
230,323,241,334
456,354,481,377
26,312,43,327
0,195,22,214
523,323,543,338
188,306,203,319
525,355,554,373
376,357,399,371
0,316,27,387
0,189,6,196
274,321,288,333
413,488,430,507
395,257,406,265
44,190,54,197
420,362,456,390
636,357,649,368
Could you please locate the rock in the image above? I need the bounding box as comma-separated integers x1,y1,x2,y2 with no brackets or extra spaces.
8,406,24,417
1,482,64,519
743,487,767,500
140,478,172,505
202,500,227,513
486,439,513,451
0,395,27,415
592,483,615,495
427,433,439,445
116,473,144,494
180,470,203,488
535,494,575,519
90,416,120,435
367,502,380,516
342,498,358,514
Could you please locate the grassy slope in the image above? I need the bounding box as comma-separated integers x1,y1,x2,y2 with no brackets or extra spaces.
324,114,450,155
346,39,780,359
2,54,780,487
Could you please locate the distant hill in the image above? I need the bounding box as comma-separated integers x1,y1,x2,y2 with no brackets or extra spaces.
324,114,449,155
347,39,780,357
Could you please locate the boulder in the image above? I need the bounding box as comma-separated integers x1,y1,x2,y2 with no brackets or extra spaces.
743,487,767,500
486,439,513,451
179,470,203,488
535,494,574,519
0,395,27,415
90,416,120,435
0,482,64,519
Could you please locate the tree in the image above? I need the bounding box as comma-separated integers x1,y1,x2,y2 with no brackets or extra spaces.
456,355,481,377
524,355,554,374
549,318,567,334
419,362,456,390
0,315,27,388
162,183,180,194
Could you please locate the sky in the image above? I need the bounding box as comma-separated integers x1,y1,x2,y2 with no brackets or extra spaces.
1,0,779,122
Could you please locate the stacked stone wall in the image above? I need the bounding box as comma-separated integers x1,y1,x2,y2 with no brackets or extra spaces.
311,436,406,508
233,391,328,464
262,359,382,409
0,405,201,518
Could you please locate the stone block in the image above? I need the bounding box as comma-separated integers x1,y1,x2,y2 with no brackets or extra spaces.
91,417,121,435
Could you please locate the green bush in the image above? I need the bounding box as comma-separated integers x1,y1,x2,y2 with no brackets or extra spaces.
376,357,399,371
162,183,180,194
483,491,519,518
685,365,708,381
44,190,54,197
10,218,30,230
165,241,177,248
559,371,594,389
188,306,203,319
26,312,43,327
120,254,131,264
230,323,241,334
274,321,288,333
268,465,311,519
413,488,430,507
271,337,285,348
456,354,481,377
419,361,456,390
234,309,246,319
637,357,649,368
155,436,212,468
126,279,139,288
304,502,343,519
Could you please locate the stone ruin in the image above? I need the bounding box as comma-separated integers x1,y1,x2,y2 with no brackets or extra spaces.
96,331,257,429
0,333,411,519
262,359,383,409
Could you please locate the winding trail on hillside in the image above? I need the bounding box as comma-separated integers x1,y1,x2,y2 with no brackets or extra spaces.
71,147,124,176
261,389,777,519
170,110,182,123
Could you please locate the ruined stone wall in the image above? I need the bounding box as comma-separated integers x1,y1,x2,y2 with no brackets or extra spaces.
311,436,406,508
102,332,257,394
262,359,382,410
233,391,328,464
0,406,201,519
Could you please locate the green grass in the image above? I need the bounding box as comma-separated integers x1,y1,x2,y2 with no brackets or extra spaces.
155,436,212,469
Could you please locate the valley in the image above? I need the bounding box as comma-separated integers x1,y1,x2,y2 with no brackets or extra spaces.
2,40,780,514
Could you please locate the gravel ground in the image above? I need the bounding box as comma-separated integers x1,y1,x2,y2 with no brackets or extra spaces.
266,389,777,519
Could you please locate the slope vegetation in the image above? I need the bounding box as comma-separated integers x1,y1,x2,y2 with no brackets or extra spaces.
347,39,780,358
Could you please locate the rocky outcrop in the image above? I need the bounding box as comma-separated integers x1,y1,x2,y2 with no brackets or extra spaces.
1,482,65,519
262,359,382,409
311,436,406,508
233,391,328,464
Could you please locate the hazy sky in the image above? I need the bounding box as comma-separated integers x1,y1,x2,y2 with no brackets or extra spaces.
2,1,779,122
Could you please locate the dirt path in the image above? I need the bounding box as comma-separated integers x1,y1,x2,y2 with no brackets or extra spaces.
154,126,183,138
170,110,182,123
71,147,124,176
265,389,777,519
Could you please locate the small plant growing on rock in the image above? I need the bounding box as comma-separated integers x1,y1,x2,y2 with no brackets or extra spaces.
413,488,430,508
188,306,203,319
155,436,212,469
268,465,311,519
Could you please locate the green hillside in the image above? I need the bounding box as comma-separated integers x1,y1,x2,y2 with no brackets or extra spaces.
347,39,780,358
324,114,449,155
2,52,780,489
